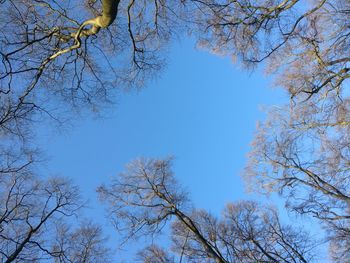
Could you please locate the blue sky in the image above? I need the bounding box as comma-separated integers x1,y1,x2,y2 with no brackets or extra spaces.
37,38,288,259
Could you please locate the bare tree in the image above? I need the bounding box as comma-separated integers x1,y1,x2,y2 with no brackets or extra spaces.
193,0,350,101
2,0,350,261
98,158,317,262
3,0,350,135
2,0,350,144
0,171,75,261
0,0,190,145
0,159,111,262
52,221,111,263
184,1,350,261
244,103,350,262
0,1,194,261
137,245,175,263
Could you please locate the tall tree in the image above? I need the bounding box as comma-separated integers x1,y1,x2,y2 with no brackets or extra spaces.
2,0,350,261
1,2,188,258
0,163,111,262
1,0,188,144
98,158,317,262
192,0,350,261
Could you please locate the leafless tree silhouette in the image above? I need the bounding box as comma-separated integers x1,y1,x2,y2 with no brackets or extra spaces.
99,158,317,262
2,0,350,261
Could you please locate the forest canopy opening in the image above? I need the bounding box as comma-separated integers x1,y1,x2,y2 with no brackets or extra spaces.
0,0,349,261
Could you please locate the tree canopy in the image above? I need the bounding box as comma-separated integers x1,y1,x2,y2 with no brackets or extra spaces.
1,0,349,261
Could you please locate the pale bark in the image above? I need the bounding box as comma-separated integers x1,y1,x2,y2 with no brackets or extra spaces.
81,0,121,36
